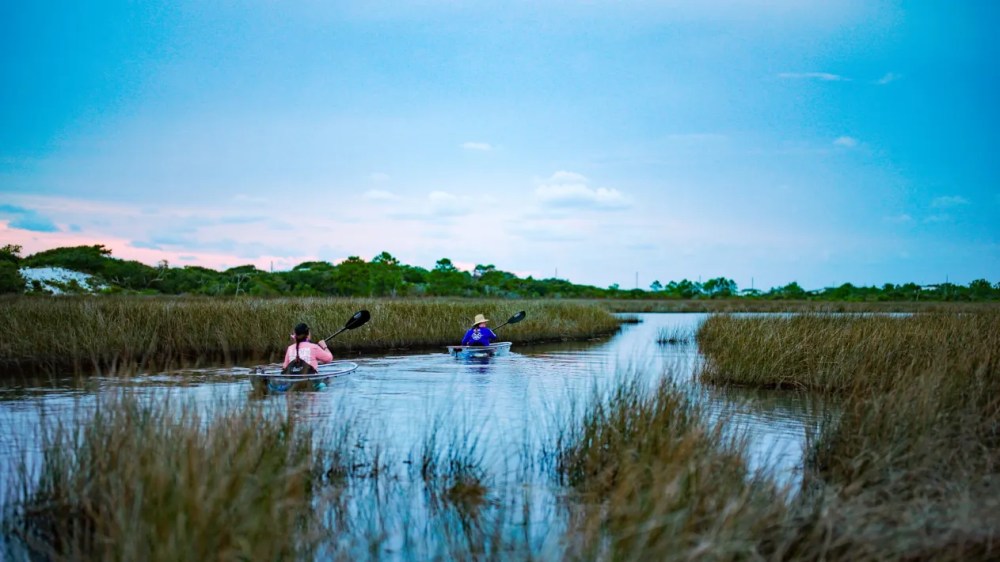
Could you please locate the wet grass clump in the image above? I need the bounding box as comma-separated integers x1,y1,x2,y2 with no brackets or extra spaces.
2,393,340,561
655,325,693,344
553,374,789,559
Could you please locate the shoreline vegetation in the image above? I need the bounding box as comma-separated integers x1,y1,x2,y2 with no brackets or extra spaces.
3,244,998,303
0,297,622,376
1,293,997,376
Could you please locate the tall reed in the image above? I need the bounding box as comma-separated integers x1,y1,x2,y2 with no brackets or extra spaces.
552,373,789,559
1,390,541,561
697,311,1000,560
2,393,343,561
697,312,999,393
0,296,621,375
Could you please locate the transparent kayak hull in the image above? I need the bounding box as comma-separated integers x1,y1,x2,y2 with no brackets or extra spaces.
445,342,512,358
249,361,358,393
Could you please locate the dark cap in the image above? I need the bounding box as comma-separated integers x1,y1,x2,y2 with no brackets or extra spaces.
294,323,310,336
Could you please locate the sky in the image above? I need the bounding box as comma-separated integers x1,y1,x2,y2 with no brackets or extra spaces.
1,1,998,291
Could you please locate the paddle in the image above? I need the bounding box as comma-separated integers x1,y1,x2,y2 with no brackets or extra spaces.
492,310,526,331
322,309,371,343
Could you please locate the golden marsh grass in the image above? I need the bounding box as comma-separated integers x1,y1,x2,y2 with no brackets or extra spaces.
553,374,790,559
3,394,329,561
595,298,1000,314
0,296,621,375
697,312,1000,393
696,311,1000,560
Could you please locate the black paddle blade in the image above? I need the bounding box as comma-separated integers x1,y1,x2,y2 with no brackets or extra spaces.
494,310,527,331
507,310,526,324
345,309,371,330
324,310,371,343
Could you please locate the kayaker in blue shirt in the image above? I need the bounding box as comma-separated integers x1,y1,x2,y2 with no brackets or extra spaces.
461,313,498,346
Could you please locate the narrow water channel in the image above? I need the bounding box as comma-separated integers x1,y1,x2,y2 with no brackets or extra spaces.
0,313,828,557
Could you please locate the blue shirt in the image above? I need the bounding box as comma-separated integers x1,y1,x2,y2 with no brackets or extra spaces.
462,327,498,346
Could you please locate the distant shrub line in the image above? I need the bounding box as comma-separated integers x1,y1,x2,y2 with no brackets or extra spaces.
3,243,997,301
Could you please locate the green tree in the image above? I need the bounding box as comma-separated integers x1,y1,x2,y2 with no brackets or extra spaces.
428,258,471,296
225,265,263,296
0,261,26,293
770,281,806,299
0,244,23,265
702,277,737,297
332,256,371,296
969,278,993,300
24,244,112,275
669,279,702,299
649,280,662,292
371,251,403,296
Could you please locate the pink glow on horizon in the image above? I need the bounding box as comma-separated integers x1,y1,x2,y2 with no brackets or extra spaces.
1,223,316,272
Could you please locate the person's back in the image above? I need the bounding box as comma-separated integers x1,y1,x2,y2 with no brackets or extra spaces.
283,323,333,373
461,313,498,346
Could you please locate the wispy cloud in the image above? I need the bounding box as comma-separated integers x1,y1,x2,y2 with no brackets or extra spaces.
924,214,953,223
876,72,902,85
833,136,858,148
533,171,631,210
884,213,913,224
0,204,59,232
778,72,850,82
931,195,969,208
137,231,289,260
461,141,493,151
217,215,268,225
427,190,465,216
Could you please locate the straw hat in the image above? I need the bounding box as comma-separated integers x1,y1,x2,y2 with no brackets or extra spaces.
471,313,489,327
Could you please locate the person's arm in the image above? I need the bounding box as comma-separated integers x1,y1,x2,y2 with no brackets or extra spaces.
314,341,333,363
461,329,473,345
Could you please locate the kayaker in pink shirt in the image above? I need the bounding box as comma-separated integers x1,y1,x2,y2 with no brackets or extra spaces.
283,322,333,373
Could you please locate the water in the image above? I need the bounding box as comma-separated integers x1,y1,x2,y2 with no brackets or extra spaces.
0,313,829,556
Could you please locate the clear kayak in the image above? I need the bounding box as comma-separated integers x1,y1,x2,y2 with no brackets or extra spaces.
445,341,512,358
249,360,359,393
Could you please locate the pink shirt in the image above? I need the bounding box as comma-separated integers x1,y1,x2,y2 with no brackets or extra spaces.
283,341,333,370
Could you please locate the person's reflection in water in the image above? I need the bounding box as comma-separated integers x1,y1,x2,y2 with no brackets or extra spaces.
285,389,324,422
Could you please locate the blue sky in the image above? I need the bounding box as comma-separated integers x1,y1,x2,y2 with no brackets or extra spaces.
2,1,997,291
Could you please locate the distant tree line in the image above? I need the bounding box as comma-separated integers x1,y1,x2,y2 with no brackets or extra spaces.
1,244,998,302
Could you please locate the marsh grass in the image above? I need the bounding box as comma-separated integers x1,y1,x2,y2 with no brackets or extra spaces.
0,390,541,561
553,373,790,559
416,420,492,513
696,311,1000,560
656,325,693,344
697,312,1000,393
596,298,1000,314
0,296,621,376
2,393,338,561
